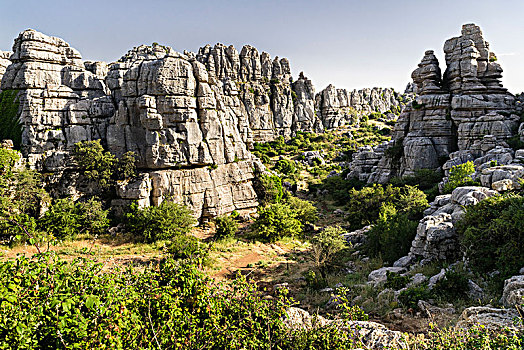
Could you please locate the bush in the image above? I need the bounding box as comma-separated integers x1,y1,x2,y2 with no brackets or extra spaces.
73,140,116,190
255,174,284,205
285,196,318,224
38,197,110,240
432,265,470,301
0,89,22,149
398,285,431,310
168,234,209,263
125,200,196,242
364,204,419,263
443,161,478,193
345,184,428,230
384,271,410,290
252,203,302,242
274,158,296,175
214,214,239,240
311,226,347,281
457,193,524,279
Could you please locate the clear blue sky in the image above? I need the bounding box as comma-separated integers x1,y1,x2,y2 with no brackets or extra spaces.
1,0,523,93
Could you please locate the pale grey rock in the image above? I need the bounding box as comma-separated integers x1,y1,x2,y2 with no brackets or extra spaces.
408,273,428,287
467,280,485,300
457,306,522,330
418,300,455,315
341,225,370,246
368,267,406,285
428,269,447,289
502,275,524,308
302,150,325,166
0,50,12,88
283,307,406,349
393,255,415,268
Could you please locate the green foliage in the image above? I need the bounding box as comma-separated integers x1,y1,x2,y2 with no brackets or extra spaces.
73,140,116,190
384,271,410,290
214,213,239,240
443,161,478,193
168,234,209,263
311,226,347,281
38,197,109,240
489,55,498,62
457,193,524,279
274,158,296,175
0,148,19,177
255,174,284,205
364,204,419,263
398,285,431,310
0,89,22,149
252,203,302,242
345,184,428,230
405,325,522,349
412,100,425,110
285,196,318,224
115,151,137,180
389,168,442,201
125,200,196,242
336,288,369,321
310,175,365,205
507,135,524,151
0,254,306,349
432,265,470,301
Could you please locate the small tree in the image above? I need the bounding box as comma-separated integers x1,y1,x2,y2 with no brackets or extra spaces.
252,203,302,242
73,140,116,190
285,196,317,224
311,226,347,282
443,161,477,193
214,214,239,240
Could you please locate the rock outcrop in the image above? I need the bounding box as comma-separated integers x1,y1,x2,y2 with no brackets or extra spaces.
283,307,406,349
315,85,409,129
349,24,520,183
0,30,264,220
0,50,11,87
196,44,323,141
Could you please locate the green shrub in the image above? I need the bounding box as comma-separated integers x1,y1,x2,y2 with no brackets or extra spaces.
364,204,419,263
384,271,410,290
285,196,318,224
214,213,239,240
252,203,302,242
125,200,196,242
384,138,404,162
73,140,116,190
311,226,347,281
255,174,284,205
115,151,137,180
457,193,524,279
432,265,470,301
398,285,431,310
443,161,478,193
345,184,428,230
389,168,442,200
38,197,110,240
274,158,296,175
0,148,19,177
168,234,209,263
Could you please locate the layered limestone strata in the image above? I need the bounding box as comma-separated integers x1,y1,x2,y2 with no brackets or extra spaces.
315,85,408,129
350,24,520,183
0,50,12,88
196,43,322,141
0,30,263,220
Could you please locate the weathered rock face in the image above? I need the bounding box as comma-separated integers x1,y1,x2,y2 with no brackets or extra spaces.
196,44,322,142
350,24,520,183
0,30,263,220
315,85,408,129
0,29,114,169
0,50,12,88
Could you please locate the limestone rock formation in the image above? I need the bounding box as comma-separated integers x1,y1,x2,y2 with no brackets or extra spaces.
0,50,12,88
283,307,407,349
315,85,408,129
0,30,263,220
196,44,322,142
349,24,520,183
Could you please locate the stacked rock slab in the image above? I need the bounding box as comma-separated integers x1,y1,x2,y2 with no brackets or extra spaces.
196,44,322,142
315,85,407,129
351,24,520,183
0,50,12,87
105,44,260,218
0,30,261,221
0,29,114,170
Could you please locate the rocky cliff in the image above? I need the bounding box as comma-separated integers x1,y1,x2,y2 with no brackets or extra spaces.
0,29,407,220
350,24,522,183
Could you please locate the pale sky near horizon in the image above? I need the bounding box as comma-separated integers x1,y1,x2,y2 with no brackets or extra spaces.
1,0,523,93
